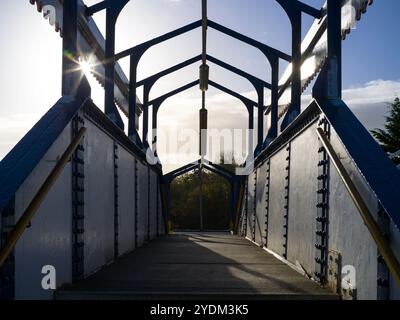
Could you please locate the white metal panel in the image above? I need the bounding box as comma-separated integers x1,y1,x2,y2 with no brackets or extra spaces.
255,164,268,246
389,221,400,299
327,123,383,299
246,172,256,239
286,125,319,275
158,187,164,235
116,146,135,256
136,161,148,247
14,124,72,300
149,170,158,240
83,120,115,276
267,150,287,256
329,166,378,300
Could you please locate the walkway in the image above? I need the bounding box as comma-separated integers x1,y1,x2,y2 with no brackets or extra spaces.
56,233,336,300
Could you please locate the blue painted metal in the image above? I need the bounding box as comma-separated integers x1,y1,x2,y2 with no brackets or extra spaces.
83,0,131,130
206,55,271,89
98,0,129,129
137,56,202,89
62,0,80,96
115,20,203,61
148,79,257,154
207,20,290,62
114,17,291,146
315,99,400,230
115,20,202,137
85,1,109,16
137,54,272,148
313,0,342,100
276,0,322,131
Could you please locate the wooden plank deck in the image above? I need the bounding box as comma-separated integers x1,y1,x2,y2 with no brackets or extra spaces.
56,232,336,300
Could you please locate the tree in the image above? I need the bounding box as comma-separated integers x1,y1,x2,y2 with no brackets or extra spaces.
371,97,400,165
169,154,239,231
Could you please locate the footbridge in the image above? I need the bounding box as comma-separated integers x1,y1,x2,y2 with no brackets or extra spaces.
1,0,400,300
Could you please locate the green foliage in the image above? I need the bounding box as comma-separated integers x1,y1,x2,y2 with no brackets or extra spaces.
170,156,238,230
170,171,230,230
371,97,400,165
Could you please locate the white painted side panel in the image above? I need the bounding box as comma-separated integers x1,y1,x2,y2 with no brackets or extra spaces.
287,126,319,275
149,170,158,240
267,150,286,256
158,186,165,235
83,121,115,276
117,146,135,256
246,172,256,239
389,222,400,299
15,125,72,300
136,161,148,247
329,166,378,300
255,164,268,246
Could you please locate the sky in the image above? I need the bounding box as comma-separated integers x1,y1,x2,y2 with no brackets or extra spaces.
0,0,400,172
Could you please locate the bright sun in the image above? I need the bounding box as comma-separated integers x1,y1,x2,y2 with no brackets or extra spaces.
79,55,95,75
79,59,92,74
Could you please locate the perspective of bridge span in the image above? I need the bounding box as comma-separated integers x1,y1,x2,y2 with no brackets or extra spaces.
0,0,400,301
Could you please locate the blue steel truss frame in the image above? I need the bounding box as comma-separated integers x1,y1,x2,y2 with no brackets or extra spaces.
61,0,349,230
78,0,326,152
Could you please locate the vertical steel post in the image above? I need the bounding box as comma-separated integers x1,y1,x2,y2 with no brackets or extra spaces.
198,165,204,232
247,104,254,157
270,58,279,139
165,182,172,233
62,0,80,96
104,8,117,117
257,85,264,149
327,0,342,99
142,84,150,147
152,103,160,154
229,182,235,230
313,0,342,100
290,11,302,117
129,54,140,139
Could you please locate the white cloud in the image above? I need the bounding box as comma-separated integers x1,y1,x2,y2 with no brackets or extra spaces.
343,79,400,107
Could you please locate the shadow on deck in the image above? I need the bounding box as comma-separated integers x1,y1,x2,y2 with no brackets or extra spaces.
56,232,337,300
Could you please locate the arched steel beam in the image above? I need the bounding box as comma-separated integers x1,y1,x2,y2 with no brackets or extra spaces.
203,164,235,182
148,80,258,110
114,18,287,145
149,80,200,108
207,20,290,62
147,79,257,158
312,0,342,101
204,159,237,177
206,55,271,90
137,55,202,89
85,0,130,130
114,19,202,138
164,162,199,183
275,0,322,131
137,55,271,148
208,80,259,109
206,19,287,148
